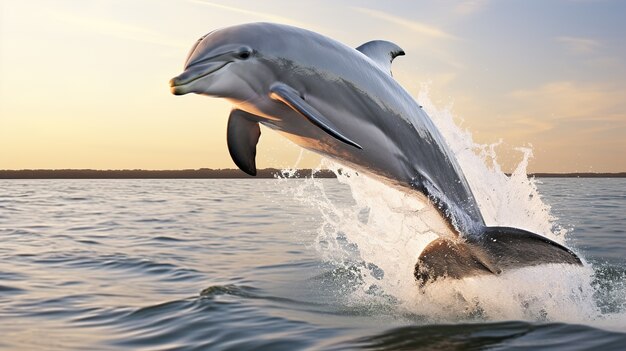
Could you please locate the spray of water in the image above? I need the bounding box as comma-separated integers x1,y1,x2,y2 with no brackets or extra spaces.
279,88,625,327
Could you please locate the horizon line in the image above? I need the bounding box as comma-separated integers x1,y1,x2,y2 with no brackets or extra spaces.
0,168,625,179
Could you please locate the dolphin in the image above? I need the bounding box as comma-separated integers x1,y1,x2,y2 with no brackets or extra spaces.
169,23,582,284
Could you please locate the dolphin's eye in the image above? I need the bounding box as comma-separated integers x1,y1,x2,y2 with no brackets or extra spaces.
237,50,251,60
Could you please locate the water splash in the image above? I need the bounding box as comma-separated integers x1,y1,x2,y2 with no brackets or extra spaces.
280,88,626,326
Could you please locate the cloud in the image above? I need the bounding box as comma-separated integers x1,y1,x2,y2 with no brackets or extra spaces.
555,36,602,54
510,118,555,134
187,0,307,27
508,81,624,123
470,80,626,171
455,0,490,16
498,80,626,154
353,7,457,40
49,10,187,48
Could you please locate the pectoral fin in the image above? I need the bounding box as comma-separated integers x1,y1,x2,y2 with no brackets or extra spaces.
269,83,362,150
356,40,405,76
227,109,261,176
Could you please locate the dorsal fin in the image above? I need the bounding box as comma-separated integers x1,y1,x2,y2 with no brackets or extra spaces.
227,109,261,176
356,40,405,76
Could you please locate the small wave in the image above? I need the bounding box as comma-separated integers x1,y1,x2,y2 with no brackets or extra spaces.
28,252,203,282
97,286,327,350
62,196,90,201
67,226,98,231
200,284,260,298
0,271,28,281
333,321,626,351
76,239,101,245
0,284,25,294
135,218,176,223
150,235,186,242
199,284,321,307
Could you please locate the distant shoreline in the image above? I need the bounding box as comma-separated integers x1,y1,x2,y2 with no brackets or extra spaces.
0,169,335,179
0,169,625,179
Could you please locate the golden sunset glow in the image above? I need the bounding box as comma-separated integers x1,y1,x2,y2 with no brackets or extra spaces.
1,0,624,172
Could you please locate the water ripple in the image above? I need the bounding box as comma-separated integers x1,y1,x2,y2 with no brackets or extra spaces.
0,179,623,350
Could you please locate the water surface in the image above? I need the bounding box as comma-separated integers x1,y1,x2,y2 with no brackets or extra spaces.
0,178,624,350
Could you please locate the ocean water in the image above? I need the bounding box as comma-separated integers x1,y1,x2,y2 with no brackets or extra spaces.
0,177,625,350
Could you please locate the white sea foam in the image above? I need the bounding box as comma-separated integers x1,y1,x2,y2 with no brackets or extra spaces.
281,89,624,325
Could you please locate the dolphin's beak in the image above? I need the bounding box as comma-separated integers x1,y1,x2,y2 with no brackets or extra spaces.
169,77,188,95
169,61,230,95
169,76,191,95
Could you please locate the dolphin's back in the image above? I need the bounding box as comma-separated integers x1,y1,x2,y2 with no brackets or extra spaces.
254,23,484,230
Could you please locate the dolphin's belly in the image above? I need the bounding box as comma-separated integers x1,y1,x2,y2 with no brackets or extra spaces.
259,103,411,184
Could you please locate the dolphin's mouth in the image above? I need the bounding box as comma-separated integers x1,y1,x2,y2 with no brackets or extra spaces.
169,61,231,94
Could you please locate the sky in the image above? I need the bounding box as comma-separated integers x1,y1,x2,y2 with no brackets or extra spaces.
1,0,624,172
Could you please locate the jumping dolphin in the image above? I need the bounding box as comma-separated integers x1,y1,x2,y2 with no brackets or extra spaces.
169,23,582,284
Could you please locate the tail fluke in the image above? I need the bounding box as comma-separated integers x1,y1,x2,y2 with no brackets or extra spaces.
414,226,582,285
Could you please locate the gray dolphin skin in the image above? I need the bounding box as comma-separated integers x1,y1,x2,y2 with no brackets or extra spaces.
170,23,582,284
